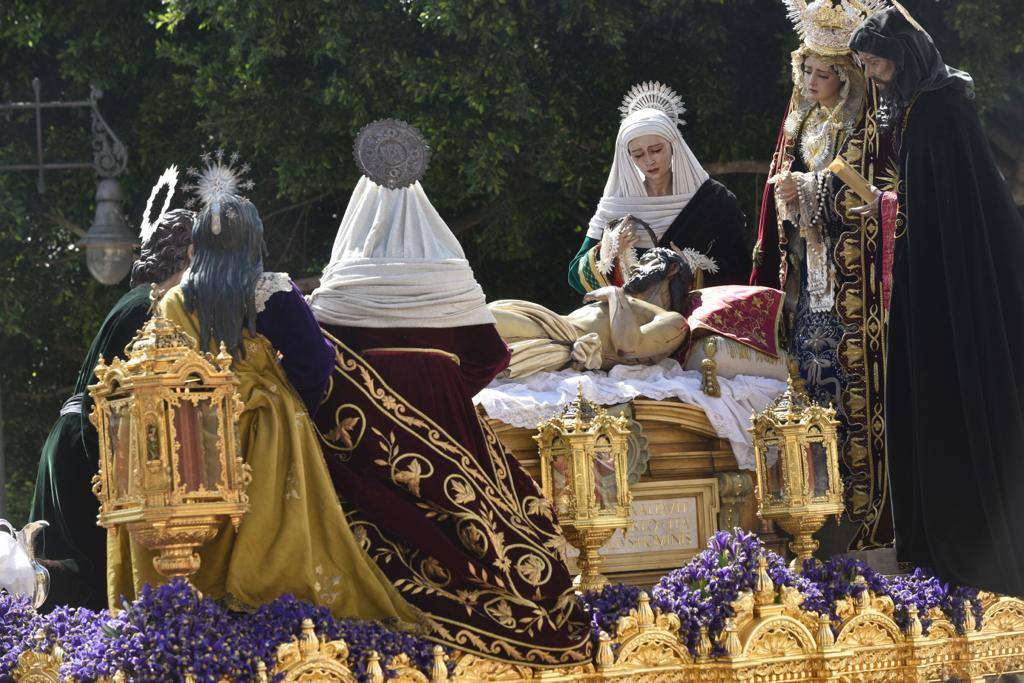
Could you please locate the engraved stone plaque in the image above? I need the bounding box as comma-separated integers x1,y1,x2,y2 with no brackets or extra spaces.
566,478,719,574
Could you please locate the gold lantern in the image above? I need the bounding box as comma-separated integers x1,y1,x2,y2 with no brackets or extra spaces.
750,370,843,571
89,314,251,577
535,386,632,592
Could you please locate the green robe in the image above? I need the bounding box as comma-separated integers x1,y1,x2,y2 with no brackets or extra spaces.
28,285,152,610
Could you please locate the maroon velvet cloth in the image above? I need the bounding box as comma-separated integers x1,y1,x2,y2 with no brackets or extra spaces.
314,323,593,666
324,324,514,572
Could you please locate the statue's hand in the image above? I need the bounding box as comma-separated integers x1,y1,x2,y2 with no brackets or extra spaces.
583,286,619,304
850,186,882,218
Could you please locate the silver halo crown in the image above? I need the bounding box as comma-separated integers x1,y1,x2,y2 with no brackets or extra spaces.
619,81,687,126
353,119,431,189
140,165,179,245
180,149,255,235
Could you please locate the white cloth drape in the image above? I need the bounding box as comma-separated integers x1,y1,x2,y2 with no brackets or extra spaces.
473,359,786,471
309,176,494,328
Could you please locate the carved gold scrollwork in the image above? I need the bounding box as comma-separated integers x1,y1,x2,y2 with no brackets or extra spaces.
273,618,358,682
835,612,902,648
742,616,817,658
982,597,1024,633
12,631,61,683
449,652,539,681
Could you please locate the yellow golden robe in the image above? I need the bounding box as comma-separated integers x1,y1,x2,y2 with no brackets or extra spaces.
107,286,421,625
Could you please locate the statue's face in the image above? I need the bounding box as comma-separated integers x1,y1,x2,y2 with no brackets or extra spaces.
628,251,676,310
627,134,672,187
856,51,896,91
803,55,841,107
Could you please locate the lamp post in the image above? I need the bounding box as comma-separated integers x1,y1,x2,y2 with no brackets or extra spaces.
0,78,133,285
78,178,137,285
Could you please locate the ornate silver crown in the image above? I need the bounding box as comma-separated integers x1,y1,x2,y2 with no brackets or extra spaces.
784,0,889,56
353,119,431,189
619,81,686,126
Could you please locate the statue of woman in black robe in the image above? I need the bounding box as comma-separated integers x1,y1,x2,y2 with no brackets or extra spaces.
28,209,194,609
851,8,1024,596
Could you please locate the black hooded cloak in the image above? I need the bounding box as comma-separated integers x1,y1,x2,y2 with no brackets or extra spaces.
851,9,1024,595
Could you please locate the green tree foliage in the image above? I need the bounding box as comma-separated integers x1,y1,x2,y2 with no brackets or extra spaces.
1,0,1021,525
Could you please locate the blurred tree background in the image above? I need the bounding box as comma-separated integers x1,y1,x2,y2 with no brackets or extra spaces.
2,0,1022,524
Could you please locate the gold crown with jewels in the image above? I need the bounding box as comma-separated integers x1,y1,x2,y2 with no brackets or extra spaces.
784,0,889,56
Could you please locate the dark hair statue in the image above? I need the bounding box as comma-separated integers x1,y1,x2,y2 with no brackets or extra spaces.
130,208,195,288
182,195,265,358
623,247,694,314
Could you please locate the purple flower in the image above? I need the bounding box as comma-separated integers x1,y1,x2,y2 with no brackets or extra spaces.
3,579,445,682
580,583,643,646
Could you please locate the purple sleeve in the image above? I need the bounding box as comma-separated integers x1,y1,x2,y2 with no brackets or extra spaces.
255,283,335,415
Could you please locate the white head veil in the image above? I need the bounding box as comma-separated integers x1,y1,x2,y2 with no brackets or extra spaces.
586,108,709,248
308,176,494,328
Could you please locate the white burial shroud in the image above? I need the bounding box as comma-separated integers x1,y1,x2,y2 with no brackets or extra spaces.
586,108,710,249
474,359,786,471
309,176,494,328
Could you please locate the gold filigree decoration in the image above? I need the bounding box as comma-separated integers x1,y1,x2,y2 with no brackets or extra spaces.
743,618,817,658
274,618,357,683
13,631,61,683
835,612,902,647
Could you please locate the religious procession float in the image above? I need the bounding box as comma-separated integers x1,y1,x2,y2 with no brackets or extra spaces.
5,1,1024,681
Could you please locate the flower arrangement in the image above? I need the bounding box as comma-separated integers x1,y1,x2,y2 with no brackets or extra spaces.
0,578,443,682
649,528,821,654
581,529,983,654
581,583,642,646
1,532,988,681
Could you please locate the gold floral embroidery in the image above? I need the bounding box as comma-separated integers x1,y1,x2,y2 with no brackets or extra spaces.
485,599,517,629
515,554,548,587
458,521,490,559
394,459,425,497
317,334,593,665
319,403,366,454
421,557,452,587
448,476,476,505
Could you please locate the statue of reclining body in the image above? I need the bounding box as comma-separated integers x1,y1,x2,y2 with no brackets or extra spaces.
491,242,696,378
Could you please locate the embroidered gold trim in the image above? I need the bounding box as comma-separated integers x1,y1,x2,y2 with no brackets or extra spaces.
363,347,461,366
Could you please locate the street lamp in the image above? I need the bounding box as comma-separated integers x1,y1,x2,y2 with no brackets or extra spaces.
0,78,130,284
78,178,137,285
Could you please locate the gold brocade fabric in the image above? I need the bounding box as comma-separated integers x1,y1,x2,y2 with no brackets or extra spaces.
106,287,422,626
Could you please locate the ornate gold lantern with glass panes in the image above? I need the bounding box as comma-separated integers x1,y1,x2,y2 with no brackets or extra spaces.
535,385,632,592
89,314,251,577
750,368,843,572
